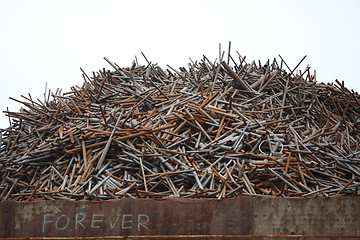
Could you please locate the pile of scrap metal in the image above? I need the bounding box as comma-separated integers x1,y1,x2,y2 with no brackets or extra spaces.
0,51,359,201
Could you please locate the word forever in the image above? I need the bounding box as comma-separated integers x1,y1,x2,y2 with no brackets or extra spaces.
42,212,150,233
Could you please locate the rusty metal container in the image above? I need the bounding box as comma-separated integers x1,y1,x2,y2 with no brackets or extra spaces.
1,196,359,239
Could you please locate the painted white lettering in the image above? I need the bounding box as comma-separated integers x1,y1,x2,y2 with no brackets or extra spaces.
55,215,69,230
75,213,86,229
42,214,54,233
109,215,120,229
137,214,150,231
42,212,150,232
122,214,132,229
91,214,104,228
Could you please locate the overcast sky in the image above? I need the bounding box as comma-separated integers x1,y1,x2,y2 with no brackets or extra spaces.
0,0,359,128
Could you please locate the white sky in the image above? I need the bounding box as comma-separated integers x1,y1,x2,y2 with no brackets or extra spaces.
0,0,359,128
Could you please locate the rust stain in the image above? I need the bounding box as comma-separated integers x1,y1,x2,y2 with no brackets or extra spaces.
15,202,64,230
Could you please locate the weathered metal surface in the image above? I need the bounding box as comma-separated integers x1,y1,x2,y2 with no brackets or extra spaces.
0,201,15,238
252,197,360,240
1,197,252,238
1,197,360,239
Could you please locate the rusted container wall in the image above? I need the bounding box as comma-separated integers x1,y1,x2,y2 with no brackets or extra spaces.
252,197,360,239
0,198,253,238
0,197,359,239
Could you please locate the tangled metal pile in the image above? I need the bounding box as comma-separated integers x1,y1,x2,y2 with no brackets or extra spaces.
0,52,359,201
